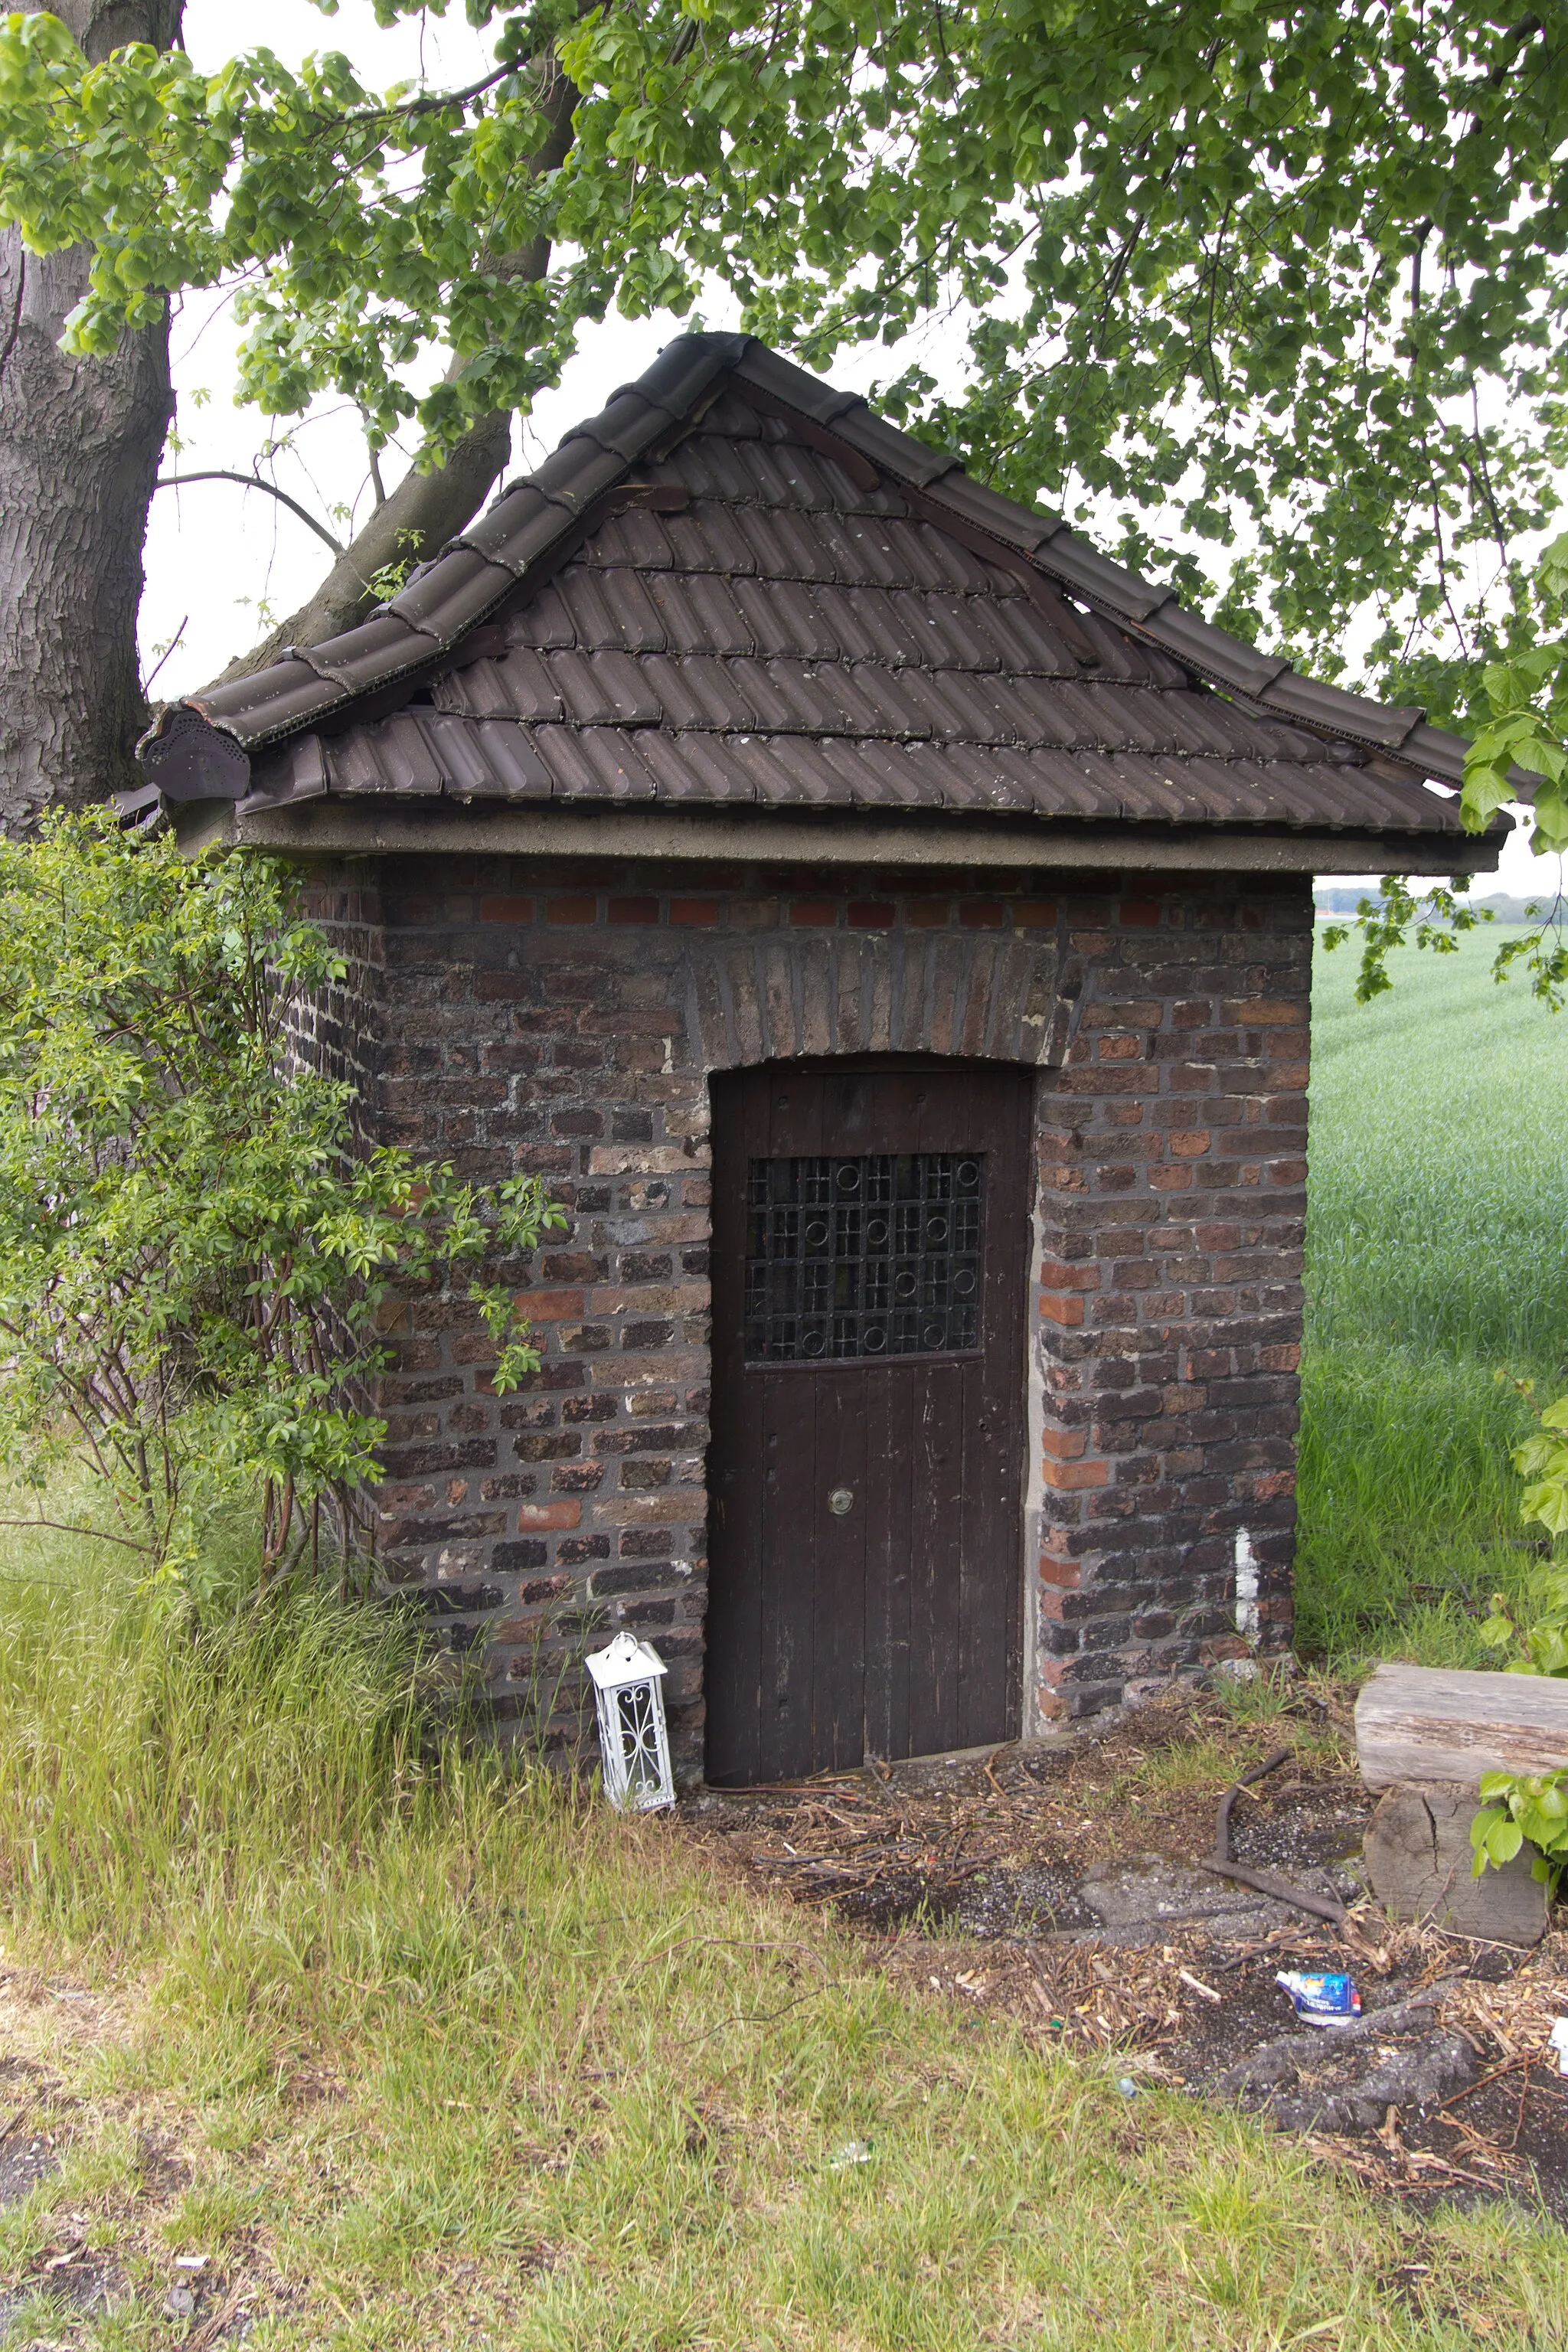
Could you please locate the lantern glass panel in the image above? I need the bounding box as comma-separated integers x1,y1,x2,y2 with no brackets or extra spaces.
616,1682,665,1801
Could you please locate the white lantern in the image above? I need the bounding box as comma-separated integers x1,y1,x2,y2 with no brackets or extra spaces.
586,1630,675,1811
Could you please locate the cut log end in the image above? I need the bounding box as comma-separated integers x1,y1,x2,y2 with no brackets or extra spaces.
1364,1781,1549,1946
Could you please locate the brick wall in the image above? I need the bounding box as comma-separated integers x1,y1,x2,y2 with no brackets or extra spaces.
284,870,387,1120
1029,889,1308,1719
297,854,1312,1770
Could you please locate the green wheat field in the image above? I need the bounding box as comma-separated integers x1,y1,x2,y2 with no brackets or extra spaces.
1301,919,1568,1668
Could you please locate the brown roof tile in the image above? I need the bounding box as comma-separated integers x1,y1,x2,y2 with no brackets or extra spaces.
467,720,552,799
592,505,678,570
660,499,760,578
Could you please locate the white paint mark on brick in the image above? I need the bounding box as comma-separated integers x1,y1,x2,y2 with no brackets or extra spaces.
1234,1527,1260,1643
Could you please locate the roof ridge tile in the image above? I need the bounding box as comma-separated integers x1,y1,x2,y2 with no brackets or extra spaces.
923,469,1063,553
523,437,629,512
731,343,862,425
1133,606,1290,702
382,546,517,655
629,331,753,419
1399,721,1469,787
831,404,959,488
291,612,430,693
564,386,682,462
1032,528,1173,623
457,482,575,577
1254,668,1423,752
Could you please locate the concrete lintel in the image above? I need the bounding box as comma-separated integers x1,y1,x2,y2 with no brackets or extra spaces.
175,796,1506,878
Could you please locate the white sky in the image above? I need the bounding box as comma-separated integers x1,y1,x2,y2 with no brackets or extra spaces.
141,0,1548,893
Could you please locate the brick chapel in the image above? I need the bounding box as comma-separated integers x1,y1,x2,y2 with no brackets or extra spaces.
136,333,1504,1783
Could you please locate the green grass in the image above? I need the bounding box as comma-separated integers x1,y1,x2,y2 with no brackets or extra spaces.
1299,921,1568,1664
3,1528,1564,2348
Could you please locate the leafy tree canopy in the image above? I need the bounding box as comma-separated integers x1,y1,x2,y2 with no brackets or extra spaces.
1,1,1564,720
1324,533,1568,1009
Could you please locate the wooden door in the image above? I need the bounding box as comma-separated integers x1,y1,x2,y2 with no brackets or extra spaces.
705,1059,1031,1786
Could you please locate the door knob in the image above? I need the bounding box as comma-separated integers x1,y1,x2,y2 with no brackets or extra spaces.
828,1488,854,1517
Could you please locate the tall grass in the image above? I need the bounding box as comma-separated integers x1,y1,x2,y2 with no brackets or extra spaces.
1299,923,1568,1663
2,1517,1563,2345
0,1530,434,1950
0,1516,615,2084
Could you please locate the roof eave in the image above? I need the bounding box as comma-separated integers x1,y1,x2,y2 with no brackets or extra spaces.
161,790,1511,877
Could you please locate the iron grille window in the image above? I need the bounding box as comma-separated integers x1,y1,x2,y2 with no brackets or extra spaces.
744,1152,985,1363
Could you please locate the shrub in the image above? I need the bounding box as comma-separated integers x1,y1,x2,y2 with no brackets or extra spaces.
1472,1382,1568,1887
0,810,562,1589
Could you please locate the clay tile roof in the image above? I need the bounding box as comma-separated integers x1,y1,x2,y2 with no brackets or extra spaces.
138,332,1500,848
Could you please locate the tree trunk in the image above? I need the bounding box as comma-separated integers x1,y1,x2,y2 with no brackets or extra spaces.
0,2,184,831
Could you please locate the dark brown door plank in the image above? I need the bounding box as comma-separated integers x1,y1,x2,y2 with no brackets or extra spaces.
758,1360,817,1779
810,1368,868,1769
862,1360,913,1764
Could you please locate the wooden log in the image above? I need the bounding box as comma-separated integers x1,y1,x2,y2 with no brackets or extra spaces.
1364,1781,1550,1945
1354,1662,1568,1788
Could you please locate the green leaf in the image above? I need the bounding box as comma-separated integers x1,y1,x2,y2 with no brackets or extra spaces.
1483,1817,1526,1867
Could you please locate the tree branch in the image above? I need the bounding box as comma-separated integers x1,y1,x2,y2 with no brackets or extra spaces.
333,62,516,133
0,1514,151,1553
214,407,512,676
216,61,580,681
155,470,345,556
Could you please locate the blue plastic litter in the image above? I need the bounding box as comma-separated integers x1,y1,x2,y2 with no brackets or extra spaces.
1276,1969,1361,2027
